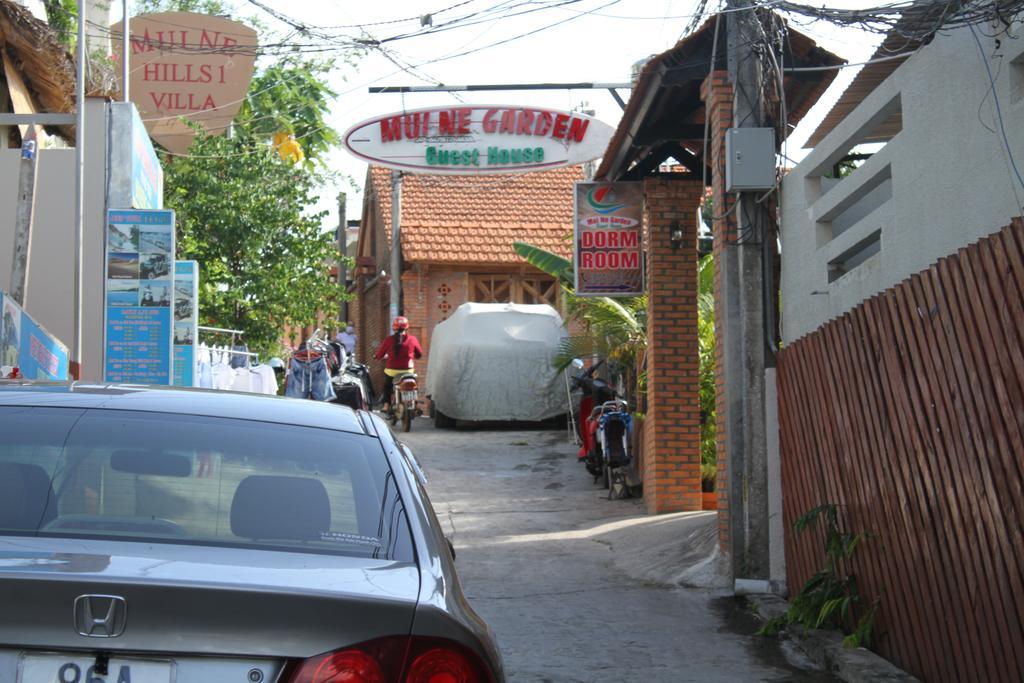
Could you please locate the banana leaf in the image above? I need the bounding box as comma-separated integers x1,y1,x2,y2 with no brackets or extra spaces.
512,242,573,285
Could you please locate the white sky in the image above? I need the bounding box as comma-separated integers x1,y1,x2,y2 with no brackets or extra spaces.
246,1,885,225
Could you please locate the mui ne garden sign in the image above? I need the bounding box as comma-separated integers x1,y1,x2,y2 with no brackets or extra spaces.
342,105,614,174
342,105,640,297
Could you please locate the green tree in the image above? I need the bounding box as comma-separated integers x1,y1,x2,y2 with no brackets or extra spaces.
155,49,348,353
121,1,350,354
135,0,229,13
165,129,340,354
42,0,77,48
237,58,341,167
697,254,716,488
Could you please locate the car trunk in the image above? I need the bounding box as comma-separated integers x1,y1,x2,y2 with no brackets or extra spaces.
0,537,420,658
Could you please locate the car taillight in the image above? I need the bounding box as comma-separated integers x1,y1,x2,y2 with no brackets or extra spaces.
283,637,406,683
282,636,491,683
312,650,384,683
406,647,475,683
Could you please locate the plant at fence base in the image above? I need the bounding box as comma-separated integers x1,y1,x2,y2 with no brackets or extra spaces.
759,503,878,649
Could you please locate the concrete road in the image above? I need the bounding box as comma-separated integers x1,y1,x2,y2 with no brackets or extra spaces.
400,418,834,683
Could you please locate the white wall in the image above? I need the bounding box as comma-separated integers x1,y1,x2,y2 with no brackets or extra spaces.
780,21,1024,343
0,98,109,378
11,0,47,21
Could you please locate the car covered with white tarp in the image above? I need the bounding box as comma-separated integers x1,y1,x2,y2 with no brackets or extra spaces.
426,303,569,425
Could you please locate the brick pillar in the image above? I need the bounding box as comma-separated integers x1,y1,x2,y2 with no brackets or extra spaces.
350,273,369,362
702,71,737,552
352,275,388,397
401,268,431,409
642,177,703,514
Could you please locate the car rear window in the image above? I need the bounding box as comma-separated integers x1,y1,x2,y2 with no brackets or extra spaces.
0,406,414,562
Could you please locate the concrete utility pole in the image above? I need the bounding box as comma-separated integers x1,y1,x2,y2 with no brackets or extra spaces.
122,0,130,103
726,0,771,581
389,170,402,320
73,0,86,378
9,126,39,306
337,192,347,323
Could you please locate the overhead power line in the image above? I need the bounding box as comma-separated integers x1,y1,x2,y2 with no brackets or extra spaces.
773,0,1024,38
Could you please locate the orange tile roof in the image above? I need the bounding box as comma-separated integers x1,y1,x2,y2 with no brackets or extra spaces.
368,165,582,265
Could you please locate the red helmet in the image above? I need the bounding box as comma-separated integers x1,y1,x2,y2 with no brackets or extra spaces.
392,316,409,331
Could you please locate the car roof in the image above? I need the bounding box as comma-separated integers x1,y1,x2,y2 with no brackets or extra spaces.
0,382,372,435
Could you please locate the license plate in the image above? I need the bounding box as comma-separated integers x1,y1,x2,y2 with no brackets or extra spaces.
19,653,173,683
401,391,416,401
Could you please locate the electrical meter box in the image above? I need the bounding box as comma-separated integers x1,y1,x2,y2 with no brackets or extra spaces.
725,127,776,192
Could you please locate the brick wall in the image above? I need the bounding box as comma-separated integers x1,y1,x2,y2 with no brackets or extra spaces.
351,275,389,398
641,177,703,513
702,70,737,551
400,267,469,403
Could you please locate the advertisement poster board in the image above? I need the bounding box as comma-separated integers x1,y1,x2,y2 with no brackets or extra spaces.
104,209,175,384
130,104,163,209
0,291,69,380
108,102,164,211
172,261,199,387
573,182,644,297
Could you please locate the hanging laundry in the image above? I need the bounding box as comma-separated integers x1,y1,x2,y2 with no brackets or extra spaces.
250,363,278,395
197,343,214,389
285,354,335,401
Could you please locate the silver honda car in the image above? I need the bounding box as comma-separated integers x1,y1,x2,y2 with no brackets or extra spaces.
0,383,502,683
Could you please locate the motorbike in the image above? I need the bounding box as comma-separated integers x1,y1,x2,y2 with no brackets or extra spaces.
388,372,421,432
597,399,633,500
569,359,616,480
568,359,636,499
342,357,375,409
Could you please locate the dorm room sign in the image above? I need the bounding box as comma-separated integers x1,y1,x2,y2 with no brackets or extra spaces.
573,182,644,296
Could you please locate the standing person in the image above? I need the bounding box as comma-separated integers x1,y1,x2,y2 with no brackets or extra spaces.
375,316,423,412
336,323,357,357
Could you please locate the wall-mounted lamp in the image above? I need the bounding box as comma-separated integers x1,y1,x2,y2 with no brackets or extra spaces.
669,220,685,250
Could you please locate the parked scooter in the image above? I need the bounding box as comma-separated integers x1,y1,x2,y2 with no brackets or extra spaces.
569,359,616,480
568,359,637,499
388,372,421,432
597,400,633,499
342,357,375,409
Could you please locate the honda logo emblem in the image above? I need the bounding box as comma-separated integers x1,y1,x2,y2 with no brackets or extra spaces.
73,595,127,637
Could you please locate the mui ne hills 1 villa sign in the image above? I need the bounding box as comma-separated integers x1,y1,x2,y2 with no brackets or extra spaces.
342,106,615,174
112,12,258,155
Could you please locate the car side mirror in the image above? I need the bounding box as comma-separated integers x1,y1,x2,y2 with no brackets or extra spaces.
571,358,584,370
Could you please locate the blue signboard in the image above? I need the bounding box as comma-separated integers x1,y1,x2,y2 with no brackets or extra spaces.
0,291,69,380
131,105,163,210
172,261,199,387
104,209,175,384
